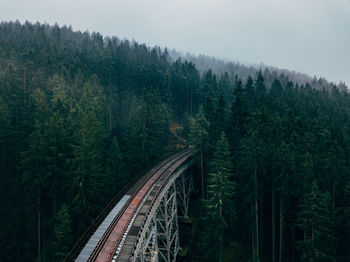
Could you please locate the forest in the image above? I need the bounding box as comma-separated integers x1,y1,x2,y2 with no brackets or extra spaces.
0,21,349,262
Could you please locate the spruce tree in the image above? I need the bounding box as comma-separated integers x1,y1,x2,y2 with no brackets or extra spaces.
297,180,335,262
204,132,235,262
106,136,128,191
189,106,209,199
54,204,72,261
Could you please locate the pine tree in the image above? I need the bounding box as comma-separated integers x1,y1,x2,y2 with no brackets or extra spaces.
297,180,336,262
255,71,266,104
0,96,10,180
106,136,128,192
238,109,271,261
204,133,235,262
206,132,235,218
229,77,249,151
69,78,110,234
189,106,209,199
343,182,350,261
213,94,226,143
54,204,72,261
200,69,218,100
20,88,50,262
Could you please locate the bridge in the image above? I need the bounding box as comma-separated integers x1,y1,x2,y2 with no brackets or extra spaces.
64,149,196,262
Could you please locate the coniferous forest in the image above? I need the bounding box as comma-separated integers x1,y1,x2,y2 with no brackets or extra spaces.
0,21,349,262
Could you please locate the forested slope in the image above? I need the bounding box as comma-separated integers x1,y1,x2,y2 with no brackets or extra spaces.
0,21,200,261
185,74,350,262
0,21,349,262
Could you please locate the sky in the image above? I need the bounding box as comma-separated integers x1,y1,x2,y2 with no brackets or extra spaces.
1,0,349,86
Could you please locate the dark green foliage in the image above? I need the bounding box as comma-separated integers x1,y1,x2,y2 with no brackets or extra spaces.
123,90,171,172
203,133,235,261
0,21,199,261
1,21,349,262
55,204,72,260
297,181,335,262
185,71,350,262
189,106,209,199
206,133,235,220
106,136,127,191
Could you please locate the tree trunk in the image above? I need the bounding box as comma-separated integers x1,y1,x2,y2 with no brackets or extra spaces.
141,116,146,164
254,164,259,260
109,87,112,130
272,184,276,262
291,223,296,262
260,186,263,258
190,88,192,116
186,85,189,118
201,142,204,199
219,232,223,262
37,183,41,262
52,190,56,260
279,197,283,262
332,180,336,218
23,69,26,95
252,200,255,259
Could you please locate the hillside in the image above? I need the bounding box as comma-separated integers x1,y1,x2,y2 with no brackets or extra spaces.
0,21,349,262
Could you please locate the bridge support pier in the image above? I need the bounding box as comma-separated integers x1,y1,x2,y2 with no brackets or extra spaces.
176,171,193,219
139,216,158,262
157,182,179,262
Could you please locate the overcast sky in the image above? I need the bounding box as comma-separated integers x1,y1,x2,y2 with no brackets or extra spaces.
1,0,349,86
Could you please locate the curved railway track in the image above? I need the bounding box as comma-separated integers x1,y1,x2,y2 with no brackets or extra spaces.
66,149,193,262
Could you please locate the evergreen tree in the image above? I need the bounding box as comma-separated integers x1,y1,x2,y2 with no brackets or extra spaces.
69,79,110,234
212,94,226,143
255,71,266,104
238,108,271,261
229,77,249,151
200,69,218,102
297,180,336,262
54,204,72,261
106,136,128,191
204,133,235,261
189,106,209,199
342,182,350,261
0,96,10,179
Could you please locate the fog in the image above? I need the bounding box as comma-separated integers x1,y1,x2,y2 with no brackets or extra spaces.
1,0,349,85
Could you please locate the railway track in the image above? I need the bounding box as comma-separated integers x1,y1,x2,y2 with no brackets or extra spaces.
67,149,193,262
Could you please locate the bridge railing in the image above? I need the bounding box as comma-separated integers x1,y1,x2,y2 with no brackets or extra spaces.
63,176,137,261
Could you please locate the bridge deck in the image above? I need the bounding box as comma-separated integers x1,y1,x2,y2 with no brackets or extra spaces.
116,189,159,261
75,195,131,262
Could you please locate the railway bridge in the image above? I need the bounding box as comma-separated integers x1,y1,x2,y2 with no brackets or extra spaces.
64,150,196,262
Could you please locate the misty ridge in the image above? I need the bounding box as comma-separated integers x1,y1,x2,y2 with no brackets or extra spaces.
169,49,348,92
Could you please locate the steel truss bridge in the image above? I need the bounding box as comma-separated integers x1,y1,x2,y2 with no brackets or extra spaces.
64,150,195,262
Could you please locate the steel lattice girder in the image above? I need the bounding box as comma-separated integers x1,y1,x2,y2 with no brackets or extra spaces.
157,182,179,262
130,161,193,262
176,171,193,219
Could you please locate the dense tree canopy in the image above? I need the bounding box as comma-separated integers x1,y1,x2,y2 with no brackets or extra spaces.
0,21,349,262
